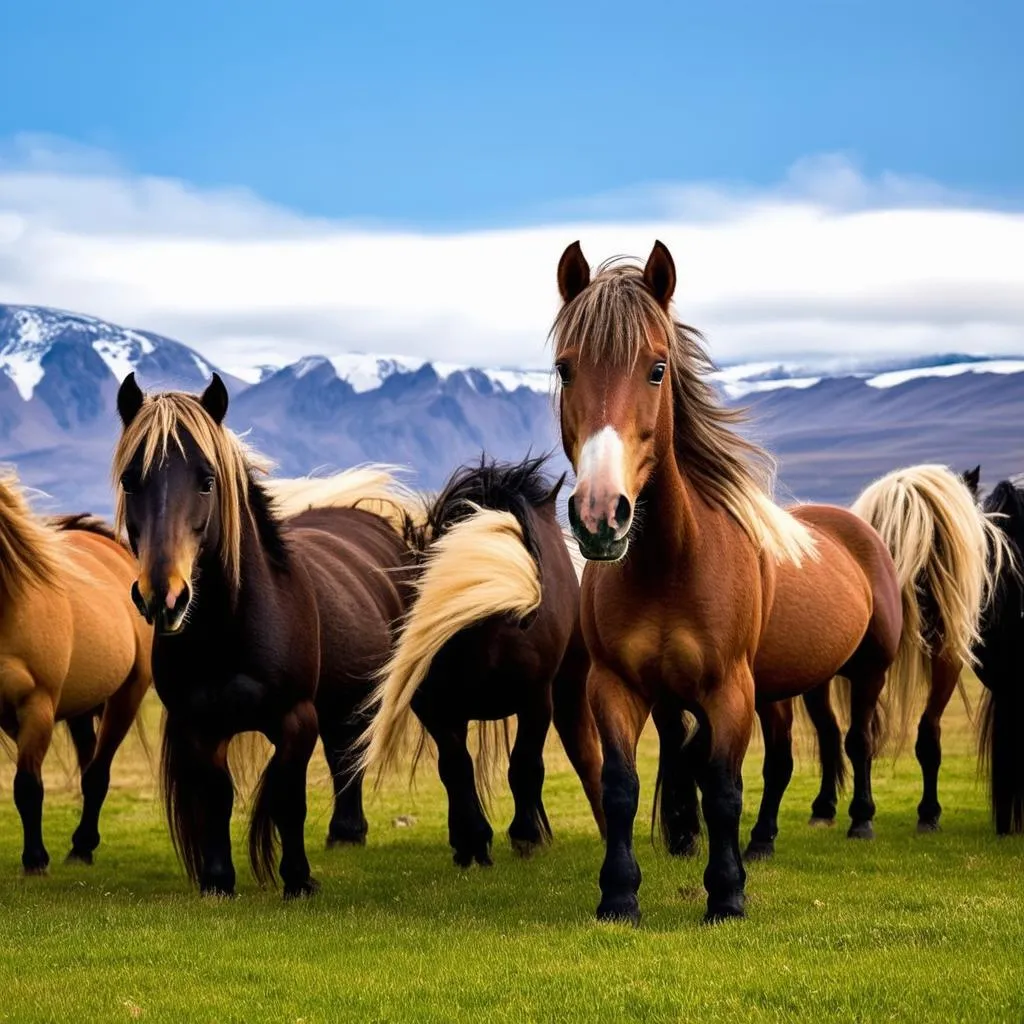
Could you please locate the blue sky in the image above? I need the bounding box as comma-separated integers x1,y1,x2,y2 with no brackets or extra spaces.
3,0,1022,227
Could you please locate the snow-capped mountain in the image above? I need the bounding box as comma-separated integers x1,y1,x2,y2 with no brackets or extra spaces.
0,302,1021,515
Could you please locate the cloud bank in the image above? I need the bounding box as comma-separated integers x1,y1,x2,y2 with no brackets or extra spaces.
1,135,1022,379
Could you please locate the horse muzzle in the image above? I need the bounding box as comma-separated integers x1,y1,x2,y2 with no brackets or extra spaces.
567,493,631,562
131,578,192,634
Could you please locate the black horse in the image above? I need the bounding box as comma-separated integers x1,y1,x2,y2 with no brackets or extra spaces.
976,475,1024,835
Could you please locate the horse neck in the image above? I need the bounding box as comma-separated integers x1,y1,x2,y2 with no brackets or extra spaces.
630,437,701,571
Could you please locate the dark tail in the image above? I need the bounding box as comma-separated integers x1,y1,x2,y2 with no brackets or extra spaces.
650,709,704,850
248,761,279,887
160,720,206,886
980,683,1024,835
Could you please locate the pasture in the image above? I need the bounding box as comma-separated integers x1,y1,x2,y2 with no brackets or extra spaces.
1,678,1021,1024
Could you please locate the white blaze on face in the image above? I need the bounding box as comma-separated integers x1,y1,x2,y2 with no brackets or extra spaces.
572,425,631,536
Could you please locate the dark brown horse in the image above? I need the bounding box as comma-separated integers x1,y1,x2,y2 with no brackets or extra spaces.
113,372,415,898
358,454,604,867
552,240,904,924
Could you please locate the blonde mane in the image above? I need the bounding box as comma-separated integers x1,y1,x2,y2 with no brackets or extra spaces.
112,391,271,592
0,473,69,602
552,259,815,565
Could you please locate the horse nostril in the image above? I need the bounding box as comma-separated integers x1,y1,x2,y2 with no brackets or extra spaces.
130,581,151,622
614,495,632,529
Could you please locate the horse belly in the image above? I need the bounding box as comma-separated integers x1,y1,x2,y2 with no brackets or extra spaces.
56,565,138,720
754,557,872,698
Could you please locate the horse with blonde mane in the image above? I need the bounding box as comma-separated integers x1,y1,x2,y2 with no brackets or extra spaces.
745,463,1006,851
358,454,604,867
553,240,904,924
0,474,152,874
113,372,416,898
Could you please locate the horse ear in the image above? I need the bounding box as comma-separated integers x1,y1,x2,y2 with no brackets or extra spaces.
643,239,676,308
200,373,229,425
117,372,144,427
557,241,591,304
964,465,981,492
545,472,567,504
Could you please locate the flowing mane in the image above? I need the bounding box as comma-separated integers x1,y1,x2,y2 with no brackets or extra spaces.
552,258,815,565
0,474,68,601
112,391,273,592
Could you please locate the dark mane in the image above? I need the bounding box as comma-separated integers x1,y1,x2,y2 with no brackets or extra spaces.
248,479,291,572
422,453,563,567
49,513,124,546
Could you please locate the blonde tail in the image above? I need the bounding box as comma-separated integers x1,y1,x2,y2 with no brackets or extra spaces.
851,464,1008,752
357,506,542,787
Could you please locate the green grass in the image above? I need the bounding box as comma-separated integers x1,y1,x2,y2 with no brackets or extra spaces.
1,687,1022,1024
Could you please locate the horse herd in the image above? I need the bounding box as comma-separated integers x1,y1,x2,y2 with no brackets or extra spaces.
1,240,1021,926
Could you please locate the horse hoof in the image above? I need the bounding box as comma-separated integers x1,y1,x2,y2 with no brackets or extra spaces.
283,877,321,900
200,885,236,899
808,816,836,828
667,835,700,858
742,840,775,862
65,849,94,866
22,864,48,877
847,821,875,840
703,901,746,925
326,833,367,849
474,850,494,868
916,819,940,834
596,896,640,926
510,836,544,858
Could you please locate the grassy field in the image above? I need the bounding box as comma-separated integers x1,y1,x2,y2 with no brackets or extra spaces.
1,679,1021,1024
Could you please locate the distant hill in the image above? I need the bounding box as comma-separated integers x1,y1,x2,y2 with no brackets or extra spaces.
0,303,1021,514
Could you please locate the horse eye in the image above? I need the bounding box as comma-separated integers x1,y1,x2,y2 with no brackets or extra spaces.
555,362,572,386
120,473,139,494
649,362,667,385
199,475,215,495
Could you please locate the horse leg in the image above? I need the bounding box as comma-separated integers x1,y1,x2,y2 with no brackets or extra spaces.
696,671,755,923
320,707,369,848
66,712,98,774
508,691,553,856
263,700,320,898
915,650,960,832
197,739,235,896
591,664,650,926
803,680,844,826
652,701,701,858
68,672,149,865
743,698,794,861
845,666,886,840
13,689,56,874
425,713,494,868
551,626,605,836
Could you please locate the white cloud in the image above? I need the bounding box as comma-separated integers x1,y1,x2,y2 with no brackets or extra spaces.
0,134,1022,379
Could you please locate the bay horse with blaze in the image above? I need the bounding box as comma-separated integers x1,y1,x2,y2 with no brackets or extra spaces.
553,240,904,924
113,372,415,898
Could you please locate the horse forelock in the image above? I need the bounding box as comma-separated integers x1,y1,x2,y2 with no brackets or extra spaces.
112,391,270,592
551,257,815,566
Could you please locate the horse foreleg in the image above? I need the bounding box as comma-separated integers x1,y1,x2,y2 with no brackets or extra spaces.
507,690,552,856
697,670,754,923
68,671,149,864
591,663,650,926
652,700,701,858
744,698,794,861
915,650,960,832
264,700,319,899
802,680,844,825
13,687,55,875
551,626,605,837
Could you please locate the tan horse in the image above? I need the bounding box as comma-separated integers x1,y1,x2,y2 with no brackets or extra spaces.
0,475,152,874
553,240,904,925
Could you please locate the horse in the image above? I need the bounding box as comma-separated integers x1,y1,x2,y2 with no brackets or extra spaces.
0,475,153,874
976,476,1024,834
552,239,905,925
745,463,1004,852
358,454,604,867
113,372,416,898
